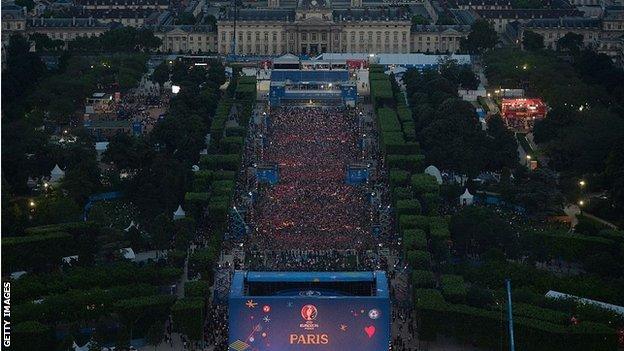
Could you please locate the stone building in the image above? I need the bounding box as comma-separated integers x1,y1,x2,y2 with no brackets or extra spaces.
410,24,471,53
152,25,218,53
521,17,602,49
216,0,414,56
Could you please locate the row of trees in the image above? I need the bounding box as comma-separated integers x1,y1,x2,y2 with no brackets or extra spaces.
404,61,518,178
484,48,624,221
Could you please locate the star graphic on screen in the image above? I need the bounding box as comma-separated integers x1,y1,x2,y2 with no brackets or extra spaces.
340,324,348,332
287,301,293,308
263,316,271,323
246,300,258,308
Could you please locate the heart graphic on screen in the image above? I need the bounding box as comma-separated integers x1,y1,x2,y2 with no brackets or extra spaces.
364,325,376,338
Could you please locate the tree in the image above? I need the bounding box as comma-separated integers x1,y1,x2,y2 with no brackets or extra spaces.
61,157,101,204
171,298,204,341
449,206,515,257
151,61,170,88
146,322,164,350
460,20,498,54
485,115,518,170
1,34,47,121
522,30,544,51
557,32,583,54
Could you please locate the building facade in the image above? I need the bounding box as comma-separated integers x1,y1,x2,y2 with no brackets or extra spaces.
153,25,218,53
521,18,602,49
410,24,470,53
216,0,415,56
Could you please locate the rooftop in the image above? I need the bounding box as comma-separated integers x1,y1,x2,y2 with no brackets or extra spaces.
524,17,601,29
475,8,582,19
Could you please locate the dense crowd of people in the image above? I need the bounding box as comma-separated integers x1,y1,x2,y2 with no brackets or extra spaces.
249,107,372,250
245,249,389,271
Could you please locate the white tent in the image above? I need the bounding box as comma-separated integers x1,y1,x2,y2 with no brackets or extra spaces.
119,247,136,261
173,205,186,220
459,188,474,206
50,164,65,183
424,165,443,185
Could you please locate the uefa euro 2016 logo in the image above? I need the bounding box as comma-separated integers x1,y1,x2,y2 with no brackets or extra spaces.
300,304,318,321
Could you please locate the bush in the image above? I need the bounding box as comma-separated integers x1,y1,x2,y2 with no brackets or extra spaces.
407,250,431,269
199,154,240,171
441,275,467,303
387,154,425,171
412,270,436,288
389,170,410,187
184,280,210,298
396,199,421,216
403,229,428,250
411,174,439,195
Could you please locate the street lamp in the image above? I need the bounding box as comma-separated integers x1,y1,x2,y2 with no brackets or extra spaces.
29,200,36,208
578,200,585,206
579,180,586,187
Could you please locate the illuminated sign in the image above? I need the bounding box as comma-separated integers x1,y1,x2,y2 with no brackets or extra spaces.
228,298,389,351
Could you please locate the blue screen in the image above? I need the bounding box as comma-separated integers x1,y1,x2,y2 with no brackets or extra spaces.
228,296,390,351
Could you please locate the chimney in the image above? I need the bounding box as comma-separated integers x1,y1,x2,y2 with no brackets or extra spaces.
73,16,76,25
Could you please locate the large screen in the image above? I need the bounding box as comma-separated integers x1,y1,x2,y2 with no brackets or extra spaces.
228,296,390,351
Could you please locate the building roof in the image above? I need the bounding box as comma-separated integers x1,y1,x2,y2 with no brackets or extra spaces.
151,24,215,33
332,8,411,21
221,8,295,21
453,0,511,6
72,7,157,19
75,0,169,5
450,8,477,25
1,3,26,19
297,0,330,9
523,17,601,29
27,17,111,28
411,24,471,33
475,8,582,19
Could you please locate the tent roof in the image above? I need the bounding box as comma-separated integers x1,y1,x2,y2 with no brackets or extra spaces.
460,188,473,198
120,247,136,260
174,205,186,216
51,164,65,175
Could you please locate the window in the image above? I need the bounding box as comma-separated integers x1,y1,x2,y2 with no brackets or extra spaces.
321,32,326,41
302,32,307,40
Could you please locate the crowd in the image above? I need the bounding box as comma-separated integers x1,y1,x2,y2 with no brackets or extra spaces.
249,107,372,250
244,249,390,271
204,304,228,350
116,89,169,134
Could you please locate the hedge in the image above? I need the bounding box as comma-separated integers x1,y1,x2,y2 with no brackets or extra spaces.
396,199,421,216
387,154,424,171
386,142,420,156
219,136,244,153
411,173,440,195
392,187,413,200
389,170,410,187
184,280,210,298
421,192,441,215
412,270,436,288
171,298,205,341
403,229,428,250
377,108,401,132
415,297,617,351
3,232,73,272
199,154,240,171
441,274,467,303
407,250,431,269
